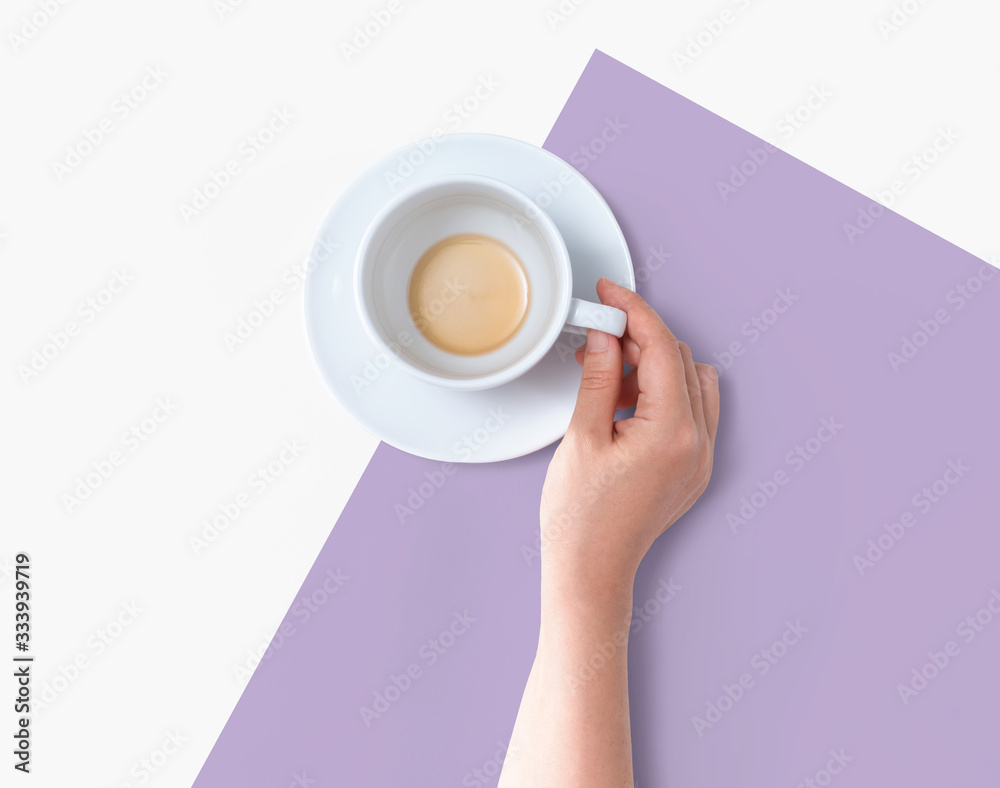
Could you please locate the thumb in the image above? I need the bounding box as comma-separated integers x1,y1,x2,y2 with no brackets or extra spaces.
567,329,623,444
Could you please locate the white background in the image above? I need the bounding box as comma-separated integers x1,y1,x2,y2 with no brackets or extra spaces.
2,0,997,785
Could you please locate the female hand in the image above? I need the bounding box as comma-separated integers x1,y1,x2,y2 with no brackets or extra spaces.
498,278,720,788
540,277,721,600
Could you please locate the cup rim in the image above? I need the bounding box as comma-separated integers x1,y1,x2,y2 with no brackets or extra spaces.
353,174,573,391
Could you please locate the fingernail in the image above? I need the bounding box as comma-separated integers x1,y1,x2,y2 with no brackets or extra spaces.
706,365,719,380
587,329,609,353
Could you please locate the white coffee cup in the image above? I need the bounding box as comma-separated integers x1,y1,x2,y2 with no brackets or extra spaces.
354,174,627,391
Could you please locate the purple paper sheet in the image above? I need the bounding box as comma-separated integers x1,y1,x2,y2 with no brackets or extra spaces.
193,51,1000,786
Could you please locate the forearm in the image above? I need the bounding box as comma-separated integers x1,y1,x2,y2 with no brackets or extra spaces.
499,571,636,788
498,279,720,786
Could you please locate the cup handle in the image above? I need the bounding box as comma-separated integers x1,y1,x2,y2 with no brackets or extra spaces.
563,298,627,337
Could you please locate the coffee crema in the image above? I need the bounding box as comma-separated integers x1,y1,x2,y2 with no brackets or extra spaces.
407,233,530,356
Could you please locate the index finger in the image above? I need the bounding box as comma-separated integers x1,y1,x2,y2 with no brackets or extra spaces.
594,278,692,426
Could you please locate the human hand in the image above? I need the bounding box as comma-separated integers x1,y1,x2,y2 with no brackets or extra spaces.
499,280,718,788
539,277,720,603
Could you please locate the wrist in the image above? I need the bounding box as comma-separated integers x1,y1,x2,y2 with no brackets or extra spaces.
540,560,635,636
537,569,635,688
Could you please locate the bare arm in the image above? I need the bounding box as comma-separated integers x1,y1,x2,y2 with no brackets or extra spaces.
498,278,720,788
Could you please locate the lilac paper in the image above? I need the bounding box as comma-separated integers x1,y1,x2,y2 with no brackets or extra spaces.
193,51,1000,786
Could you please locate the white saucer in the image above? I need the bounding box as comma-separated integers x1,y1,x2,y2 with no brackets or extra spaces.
303,133,634,463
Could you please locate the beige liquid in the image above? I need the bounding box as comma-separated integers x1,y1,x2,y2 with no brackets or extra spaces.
407,233,530,356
